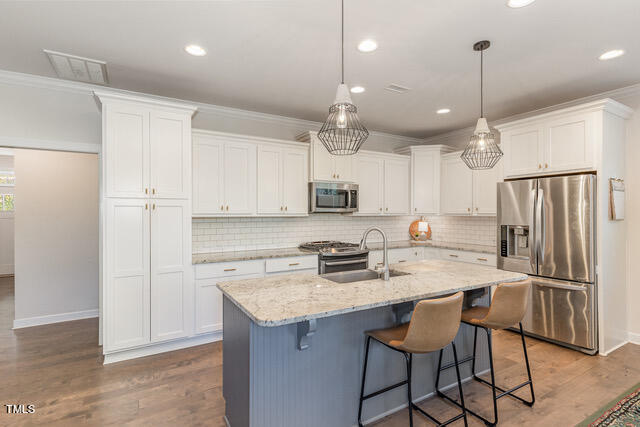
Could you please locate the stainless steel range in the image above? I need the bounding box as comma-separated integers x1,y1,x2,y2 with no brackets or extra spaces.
299,241,369,274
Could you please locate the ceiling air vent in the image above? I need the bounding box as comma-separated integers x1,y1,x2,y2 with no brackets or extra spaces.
384,84,410,94
44,49,109,85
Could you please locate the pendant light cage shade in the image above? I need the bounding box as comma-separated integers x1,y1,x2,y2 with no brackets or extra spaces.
317,102,369,155
461,131,503,169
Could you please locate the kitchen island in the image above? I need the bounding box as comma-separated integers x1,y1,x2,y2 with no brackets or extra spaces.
218,259,527,427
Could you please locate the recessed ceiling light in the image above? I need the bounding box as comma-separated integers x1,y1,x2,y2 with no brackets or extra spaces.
436,108,451,114
507,0,536,7
185,44,206,56
350,86,365,94
357,39,378,53
599,49,625,60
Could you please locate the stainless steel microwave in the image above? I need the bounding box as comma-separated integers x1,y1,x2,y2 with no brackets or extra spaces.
309,182,358,213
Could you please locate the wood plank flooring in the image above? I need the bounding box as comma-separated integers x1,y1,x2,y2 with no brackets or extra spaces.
0,276,638,426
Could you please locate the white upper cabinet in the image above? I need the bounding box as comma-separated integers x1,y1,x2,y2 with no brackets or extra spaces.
98,93,194,199
384,158,410,215
192,137,224,214
441,154,473,215
441,152,501,216
281,148,309,215
298,132,354,182
498,105,603,178
396,145,454,215
224,142,256,214
472,160,502,216
149,111,191,199
192,131,256,216
103,103,150,198
501,125,544,177
354,154,384,215
353,151,410,216
257,143,309,215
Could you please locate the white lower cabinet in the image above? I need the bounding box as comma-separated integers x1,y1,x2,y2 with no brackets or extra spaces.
193,255,318,335
150,199,193,342
369,247,424,268
440,249,497,267
105,198,192,353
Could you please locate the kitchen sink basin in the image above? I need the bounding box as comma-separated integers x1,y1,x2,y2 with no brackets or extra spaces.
321,269,409,284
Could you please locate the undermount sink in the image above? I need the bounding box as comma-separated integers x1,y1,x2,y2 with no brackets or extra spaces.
321,269,409,284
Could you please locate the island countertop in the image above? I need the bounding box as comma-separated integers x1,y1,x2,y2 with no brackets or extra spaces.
217,259,527,327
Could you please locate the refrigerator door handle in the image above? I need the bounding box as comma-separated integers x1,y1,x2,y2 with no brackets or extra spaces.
536,188,545,265
533,278,587,291
529,188,537,274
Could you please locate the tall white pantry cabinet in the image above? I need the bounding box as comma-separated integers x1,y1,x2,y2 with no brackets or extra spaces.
96,92,197,358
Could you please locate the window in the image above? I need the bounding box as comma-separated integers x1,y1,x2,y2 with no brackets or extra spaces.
0,171,14,186
0,194,13,212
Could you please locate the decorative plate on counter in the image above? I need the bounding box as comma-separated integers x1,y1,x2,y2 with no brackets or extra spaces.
409,218,431,241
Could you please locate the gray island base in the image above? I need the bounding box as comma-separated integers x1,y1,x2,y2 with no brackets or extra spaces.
219,260,527,427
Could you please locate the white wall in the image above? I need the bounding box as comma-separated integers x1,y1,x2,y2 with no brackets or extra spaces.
622,92,640,344
0,153,14,275
13,149,99,326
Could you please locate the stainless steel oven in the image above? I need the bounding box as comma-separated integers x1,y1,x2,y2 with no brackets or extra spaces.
309,182,358,213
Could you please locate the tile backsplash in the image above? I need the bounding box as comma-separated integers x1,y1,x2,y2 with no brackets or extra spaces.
192,215,496,253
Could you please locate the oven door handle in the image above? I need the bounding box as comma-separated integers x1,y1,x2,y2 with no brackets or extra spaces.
323,259,367,267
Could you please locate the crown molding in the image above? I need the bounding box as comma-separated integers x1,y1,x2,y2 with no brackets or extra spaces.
94,91,198,114
0,135,100,154
193,128,308,148
0,69,422,146
422,83,640,145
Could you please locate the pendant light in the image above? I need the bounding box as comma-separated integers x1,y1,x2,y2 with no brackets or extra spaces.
461,40,503,170
317,0,369,155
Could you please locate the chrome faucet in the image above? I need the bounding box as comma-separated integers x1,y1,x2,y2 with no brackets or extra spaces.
360,226,389,281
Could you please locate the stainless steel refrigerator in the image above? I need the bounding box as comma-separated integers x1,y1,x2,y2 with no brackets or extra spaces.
497,174,597,354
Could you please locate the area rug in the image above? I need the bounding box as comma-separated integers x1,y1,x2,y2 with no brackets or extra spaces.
577,382,640,426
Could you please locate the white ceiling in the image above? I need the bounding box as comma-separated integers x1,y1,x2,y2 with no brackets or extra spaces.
0,0,638,138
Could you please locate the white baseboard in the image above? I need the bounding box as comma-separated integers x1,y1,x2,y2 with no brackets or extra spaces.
13,309,98,329
628,332,640,345
357,368,490,426
103,331,223,364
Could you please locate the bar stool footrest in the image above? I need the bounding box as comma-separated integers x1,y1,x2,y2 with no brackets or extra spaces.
411,402,465,426
474,375,534,405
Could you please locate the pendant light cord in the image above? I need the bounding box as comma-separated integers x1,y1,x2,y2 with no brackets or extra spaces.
480,48,483,118
341,0,344,84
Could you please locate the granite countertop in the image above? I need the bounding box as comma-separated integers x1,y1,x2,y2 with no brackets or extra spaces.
217,259,526,327
193,241,496,264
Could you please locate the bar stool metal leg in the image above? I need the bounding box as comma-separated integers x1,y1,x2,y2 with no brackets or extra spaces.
405,352,413,427
451,342,469,427
357,336,372,427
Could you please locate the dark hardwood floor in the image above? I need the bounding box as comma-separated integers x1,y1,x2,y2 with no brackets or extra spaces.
0,275,638,426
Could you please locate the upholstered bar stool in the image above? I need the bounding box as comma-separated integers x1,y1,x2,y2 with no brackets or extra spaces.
357,292,468,427
436,279,535,426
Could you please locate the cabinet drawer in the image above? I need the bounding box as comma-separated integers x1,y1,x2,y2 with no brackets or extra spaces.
265,255,317,273
467,253,497,267
194,259,264,279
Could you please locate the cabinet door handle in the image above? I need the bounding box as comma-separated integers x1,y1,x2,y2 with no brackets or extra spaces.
280,206,283,211
449,254,459,258
398,260,407,263
145,188,148,194
538,164,542,169
379,207,382,212
477,258,488,262
337,174,340,179
145,203,148,210
221,205,224,211
226,205,229,211
475,207,479,211
285,206,288,211
152,203,156,210
152,188,156,194
467,207,471,212
414,207,417,212
223,268,236,272
289,262,300,266
544,163,548,169
385,207,388,211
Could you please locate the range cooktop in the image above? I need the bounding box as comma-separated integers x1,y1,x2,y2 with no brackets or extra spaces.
298,241,359,251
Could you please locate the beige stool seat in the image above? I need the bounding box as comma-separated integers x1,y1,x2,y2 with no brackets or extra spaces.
366,323,409,349
460,306,489,325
